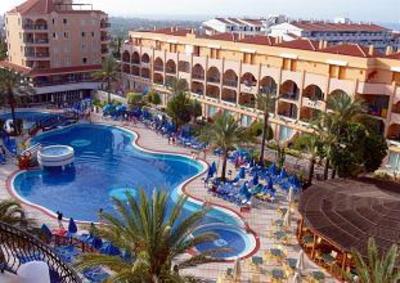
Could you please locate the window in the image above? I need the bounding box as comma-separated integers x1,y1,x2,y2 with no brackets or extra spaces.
63,18,67,24
53,32,57,38
91,32,95,37
64,32,69,38
52,18,55,24
81,32,85,37
82,57,87,64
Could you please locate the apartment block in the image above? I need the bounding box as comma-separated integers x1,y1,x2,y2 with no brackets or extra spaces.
2,0,110,104
120,27,400,169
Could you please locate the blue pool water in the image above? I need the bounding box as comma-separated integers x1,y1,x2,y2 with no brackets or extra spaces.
13,123,254,258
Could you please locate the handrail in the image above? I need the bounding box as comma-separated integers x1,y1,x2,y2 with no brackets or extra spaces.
0,221,81,283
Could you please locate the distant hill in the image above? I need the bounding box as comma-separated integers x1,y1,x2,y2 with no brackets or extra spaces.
109,17,201,38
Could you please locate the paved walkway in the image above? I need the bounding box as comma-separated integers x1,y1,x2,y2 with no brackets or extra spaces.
0,113,337,283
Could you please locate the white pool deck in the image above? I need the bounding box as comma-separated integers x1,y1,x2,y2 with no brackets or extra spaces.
0,112,337,283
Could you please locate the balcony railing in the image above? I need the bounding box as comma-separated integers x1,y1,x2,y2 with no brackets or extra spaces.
101,48,109,54
100,22,111,28
192,73,204,80
24,38,49,44
223,79,238,88
23,25,48,30
207,76,220,83
101,36,111,41
0,221,81,282
280,92,299,100
166,68,176,74
154,65,163,72
25,52,50,58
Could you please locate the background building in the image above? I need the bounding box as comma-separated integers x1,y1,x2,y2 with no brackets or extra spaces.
2,0,110,104
268,19,398,52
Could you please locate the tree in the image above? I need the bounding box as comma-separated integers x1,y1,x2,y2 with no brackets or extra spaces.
111,37,123,59
0,39,7,60
257,81,277,166
345,238,400,283
199,113,253,181
127,92,145,109
293,134,320,185
167,78,188,95
166,92,198,130
93,56,119,104
75,190,219,282
313,93,368,178
0,69,35,135
147,90,161,106
0,199,35,229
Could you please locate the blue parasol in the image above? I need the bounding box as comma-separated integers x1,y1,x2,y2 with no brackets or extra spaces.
239,182,249,195
268,163,278,175
252,173,259,186
238,167,246,179
68,218,78,234
100,242,121,256
88,236,103,250
267,177,274,191
279,168,288,179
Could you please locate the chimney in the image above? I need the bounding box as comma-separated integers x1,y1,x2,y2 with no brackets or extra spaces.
385,46,393,56
318,40,324,49
191,28,195,34
170,27,174,32
153,26,156,31
368,45,374,56
323,40,328,49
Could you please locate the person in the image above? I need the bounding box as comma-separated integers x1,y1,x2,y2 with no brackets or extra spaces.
98,208,104,224
56,211,63,228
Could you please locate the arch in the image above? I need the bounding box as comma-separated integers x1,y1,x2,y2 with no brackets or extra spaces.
166,59,177,74
259,76,277,95
154,57,164,71
280,80,299,100
192,64,205,80
222,88,237,104
122,51,130,63
153,73,164,85
34,19,47,29
23,18,34,28
278,101,298,119
131,66,140,76
207,67,221,83
223,69,238,87
132,52,140,64
241,72,257,87
388,124,400,141
206,85,220,99
329,89,350,99
239,93,256,108
141,68,150,79
141,53,150,63
300,107,321,123
122,64,130,74
303,84,324,101
178,61,190,73
191,81,204,95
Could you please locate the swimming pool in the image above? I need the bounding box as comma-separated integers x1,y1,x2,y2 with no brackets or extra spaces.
0,111,60,129
12,123,256,259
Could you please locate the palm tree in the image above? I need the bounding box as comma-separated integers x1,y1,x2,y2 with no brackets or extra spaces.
75,190,220,282
200,113,253,181
167,77,188,95
294,135,320,186
313,92,365,179
0,199,35,229
0,69,35,135
256,83,277,166
166,92,200,130
345,238,400,283
93,56,119,104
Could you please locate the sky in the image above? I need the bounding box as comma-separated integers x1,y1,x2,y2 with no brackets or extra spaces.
1,0,399,23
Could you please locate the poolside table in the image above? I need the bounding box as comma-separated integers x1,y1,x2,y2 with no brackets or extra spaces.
271,268,285,283
274,230,287,240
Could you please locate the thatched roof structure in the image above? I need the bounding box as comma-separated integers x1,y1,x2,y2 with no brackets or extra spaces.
299,177,400,257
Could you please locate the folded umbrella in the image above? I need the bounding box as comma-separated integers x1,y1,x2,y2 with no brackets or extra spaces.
238,167,246,179
100,242,121,256
68,218,78,234
40,224,52,241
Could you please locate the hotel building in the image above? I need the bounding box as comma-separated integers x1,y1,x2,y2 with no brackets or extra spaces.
269,20,398,52
2,0,110,104
121,28,400,169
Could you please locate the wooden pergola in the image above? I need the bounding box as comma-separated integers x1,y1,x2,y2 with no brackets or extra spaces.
297,177,400,279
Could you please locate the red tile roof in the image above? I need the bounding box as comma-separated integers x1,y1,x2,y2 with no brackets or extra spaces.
30,64,102,76
204,33,240,41
9,0,105,15
321,44,380,58
277,39,320,51
215,18,231,25
0,60,31,74
291,21,389,32
386,52,400,60
152,27,193,36
239,35,275,46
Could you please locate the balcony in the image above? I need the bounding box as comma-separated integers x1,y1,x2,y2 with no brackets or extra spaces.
192,72,204,81
26,52,50,59
207,76,220,84
301,97,326,111
24,38,49,45
101,35,111,42
101,48,109,54
223,79,238,88
100,22,111,29
23,25,48,30
154,65,164,72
